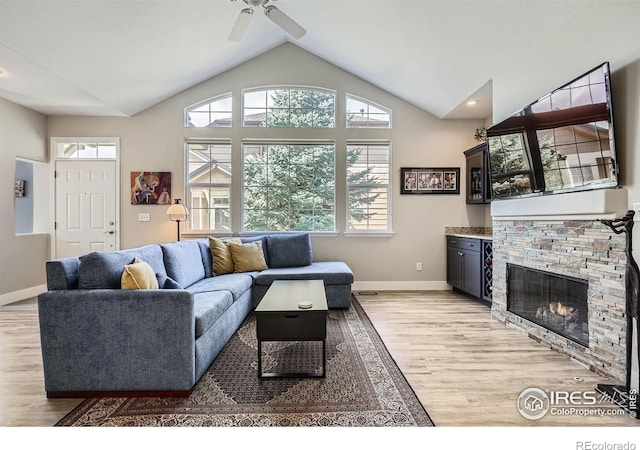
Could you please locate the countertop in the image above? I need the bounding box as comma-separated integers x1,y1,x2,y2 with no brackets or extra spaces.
444,227,492,241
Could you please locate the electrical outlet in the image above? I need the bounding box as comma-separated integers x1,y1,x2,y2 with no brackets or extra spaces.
138,213,150,222
416,262,422,271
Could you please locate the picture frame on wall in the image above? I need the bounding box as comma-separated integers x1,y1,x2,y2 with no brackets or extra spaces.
130,171,172,205
14,179,25,197
400,167,460,194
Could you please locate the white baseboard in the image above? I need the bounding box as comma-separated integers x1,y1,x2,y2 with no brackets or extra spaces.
0,284,46,306
352,281,451,292
0,282,450,305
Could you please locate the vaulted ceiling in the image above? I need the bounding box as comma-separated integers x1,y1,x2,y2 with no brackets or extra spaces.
0,1,637,120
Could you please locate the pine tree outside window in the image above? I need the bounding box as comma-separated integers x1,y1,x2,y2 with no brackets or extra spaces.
242,87,336,128
185,87,394,235
242,142,336,232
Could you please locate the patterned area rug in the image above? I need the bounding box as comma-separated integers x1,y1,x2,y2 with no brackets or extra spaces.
56,297,433,427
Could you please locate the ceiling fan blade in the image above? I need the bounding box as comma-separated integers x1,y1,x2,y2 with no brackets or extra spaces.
263,5,306,39
228,8,254,41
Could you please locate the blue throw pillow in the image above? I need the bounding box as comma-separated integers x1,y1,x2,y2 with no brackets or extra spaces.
78,245,167,289
163,277,183,290
266,233,313,268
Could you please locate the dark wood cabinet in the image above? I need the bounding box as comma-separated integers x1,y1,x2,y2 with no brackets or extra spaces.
446,236,482,299
464,143,491,204
447,236,492,304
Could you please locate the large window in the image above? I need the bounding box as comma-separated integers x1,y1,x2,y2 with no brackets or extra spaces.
346,142,391,231
186,140,232,232
185,87,394,235
242,87,336,128
185,94,232,128
242,142,335,232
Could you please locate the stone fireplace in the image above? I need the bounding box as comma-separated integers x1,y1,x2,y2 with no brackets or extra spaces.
490,189,629,383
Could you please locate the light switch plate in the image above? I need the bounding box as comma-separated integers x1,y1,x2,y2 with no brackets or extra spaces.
138,213,150,222
634,203,640,221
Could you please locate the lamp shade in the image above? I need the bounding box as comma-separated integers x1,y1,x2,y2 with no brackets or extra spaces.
166,199,189,221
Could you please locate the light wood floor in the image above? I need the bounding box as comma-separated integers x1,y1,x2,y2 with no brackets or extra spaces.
356,291,639,427
0,291,638,427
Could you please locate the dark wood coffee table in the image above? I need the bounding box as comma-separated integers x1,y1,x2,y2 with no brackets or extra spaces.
255,280,328,378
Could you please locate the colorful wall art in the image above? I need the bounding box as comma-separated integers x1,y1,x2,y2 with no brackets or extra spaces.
130,171,172,205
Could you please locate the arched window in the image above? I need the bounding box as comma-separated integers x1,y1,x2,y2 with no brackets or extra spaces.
242,86,336,128
185,94,233,128
346,94,392,128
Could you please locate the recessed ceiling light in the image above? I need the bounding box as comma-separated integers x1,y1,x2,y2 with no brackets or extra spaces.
466,100,478,106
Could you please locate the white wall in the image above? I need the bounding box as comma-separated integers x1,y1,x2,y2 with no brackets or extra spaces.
48,43,485,288
0,97,49,302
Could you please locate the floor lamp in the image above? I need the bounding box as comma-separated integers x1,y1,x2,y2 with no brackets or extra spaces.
166,199,189,241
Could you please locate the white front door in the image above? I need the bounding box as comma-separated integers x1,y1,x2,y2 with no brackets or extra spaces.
55,160,118,258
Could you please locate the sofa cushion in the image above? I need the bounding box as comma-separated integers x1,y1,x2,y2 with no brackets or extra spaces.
161,241,206,288
254,261,354,286
266,233,313,268
228,241,268,273
196,239,214,278
187,273,254,301
78,244,167,289
121,258,159,290
193,290,234,338
209,237,241,275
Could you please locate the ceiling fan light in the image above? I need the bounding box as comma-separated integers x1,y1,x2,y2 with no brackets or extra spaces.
263,5,306,39
229,8,254,41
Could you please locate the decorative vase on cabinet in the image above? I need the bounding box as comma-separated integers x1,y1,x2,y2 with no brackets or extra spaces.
464,143,491,204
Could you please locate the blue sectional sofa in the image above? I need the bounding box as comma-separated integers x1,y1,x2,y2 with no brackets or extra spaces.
37,233,353,398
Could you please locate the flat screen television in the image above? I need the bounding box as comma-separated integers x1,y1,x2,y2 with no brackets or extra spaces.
486,62,618,200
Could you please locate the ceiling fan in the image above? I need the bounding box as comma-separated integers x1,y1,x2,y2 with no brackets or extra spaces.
229,0,306,41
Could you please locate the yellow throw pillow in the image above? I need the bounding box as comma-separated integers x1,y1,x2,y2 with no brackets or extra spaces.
121,257,159,290
209,237,241,275
227,241,268,273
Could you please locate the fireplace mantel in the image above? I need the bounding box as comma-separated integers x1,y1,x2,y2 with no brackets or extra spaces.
491,188,628,221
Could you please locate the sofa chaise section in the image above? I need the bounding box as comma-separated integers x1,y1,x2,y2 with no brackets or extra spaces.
252,261,354,308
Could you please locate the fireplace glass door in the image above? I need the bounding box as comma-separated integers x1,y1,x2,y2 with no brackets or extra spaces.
507,264,589,346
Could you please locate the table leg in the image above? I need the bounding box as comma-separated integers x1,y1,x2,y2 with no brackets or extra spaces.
257,339,262,379
322,339,326,378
